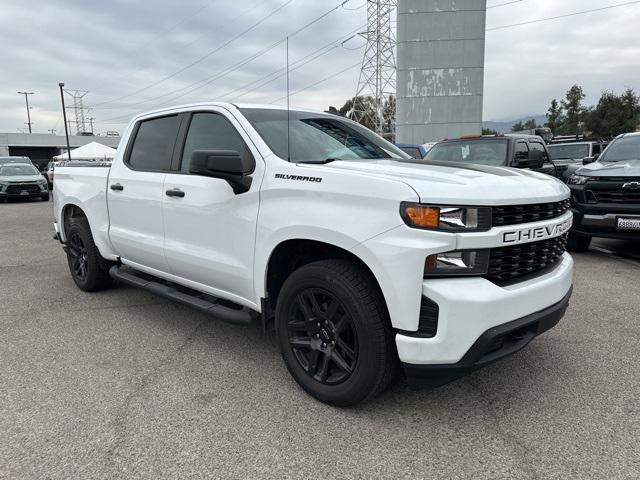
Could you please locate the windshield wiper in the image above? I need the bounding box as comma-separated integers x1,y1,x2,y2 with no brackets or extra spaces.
296,158,338,164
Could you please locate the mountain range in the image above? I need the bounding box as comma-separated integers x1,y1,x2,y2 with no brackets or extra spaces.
482,114,547,133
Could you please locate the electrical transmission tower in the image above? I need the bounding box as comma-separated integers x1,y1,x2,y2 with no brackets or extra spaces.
352,0,397,136
64,89,89,134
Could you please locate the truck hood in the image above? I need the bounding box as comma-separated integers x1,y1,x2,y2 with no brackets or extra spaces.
321,159,569,205
0,174,44,183
577,159,640,177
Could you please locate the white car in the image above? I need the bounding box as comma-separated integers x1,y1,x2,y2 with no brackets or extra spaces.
53,103,573,406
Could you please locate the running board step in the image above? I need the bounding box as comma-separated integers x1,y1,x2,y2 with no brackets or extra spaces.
109,266,254,325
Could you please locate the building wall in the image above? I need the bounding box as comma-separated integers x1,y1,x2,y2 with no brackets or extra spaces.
396,0,486,144
0,132,120,158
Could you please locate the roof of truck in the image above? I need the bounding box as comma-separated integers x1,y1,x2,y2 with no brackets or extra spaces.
134,102,326,120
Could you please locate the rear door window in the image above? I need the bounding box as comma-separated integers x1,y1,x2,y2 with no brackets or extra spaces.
514,141,529,161
127,115,180,171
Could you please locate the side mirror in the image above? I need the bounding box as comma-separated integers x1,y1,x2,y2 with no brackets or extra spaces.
514,149,544,169
189,150,254,194
582,153,599,165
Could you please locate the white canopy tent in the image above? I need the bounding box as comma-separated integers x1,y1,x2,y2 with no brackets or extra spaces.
54,141,116,161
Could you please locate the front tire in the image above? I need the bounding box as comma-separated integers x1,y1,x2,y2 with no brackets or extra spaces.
275,259,397,407
65,216,112,292
567,231,592,252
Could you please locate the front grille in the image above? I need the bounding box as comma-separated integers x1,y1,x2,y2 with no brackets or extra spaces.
492,199,570,227
587,178,640,204
6,183,40,194
486,234,568,283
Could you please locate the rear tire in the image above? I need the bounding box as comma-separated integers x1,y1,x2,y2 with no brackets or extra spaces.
65,216,112,292
275,259,398,407
567,232,592,252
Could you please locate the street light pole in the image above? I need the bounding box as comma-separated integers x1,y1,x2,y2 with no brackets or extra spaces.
17,91,34,133
58,83,72,162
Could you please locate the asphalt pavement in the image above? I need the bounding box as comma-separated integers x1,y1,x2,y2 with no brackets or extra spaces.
1,200,638,479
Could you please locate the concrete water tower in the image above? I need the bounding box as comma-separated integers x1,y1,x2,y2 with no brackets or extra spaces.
396,0,487,143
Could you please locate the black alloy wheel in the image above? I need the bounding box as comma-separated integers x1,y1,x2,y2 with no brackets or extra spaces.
275,259,398,406
286,288,358,385
68,232,89,282
64,216,112,292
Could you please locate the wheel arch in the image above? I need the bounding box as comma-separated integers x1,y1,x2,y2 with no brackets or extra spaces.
60,203,88,241
262,238,390,316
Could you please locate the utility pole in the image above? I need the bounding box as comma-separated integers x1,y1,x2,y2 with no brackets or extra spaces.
17,91,34,133
352,0,397,136
59,83,72,162
88,117,95,134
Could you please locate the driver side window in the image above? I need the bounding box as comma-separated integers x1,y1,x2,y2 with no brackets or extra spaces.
180,113,252,173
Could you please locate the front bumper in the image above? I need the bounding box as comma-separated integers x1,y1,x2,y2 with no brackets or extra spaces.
403,286,572,387
396,253,573,366
571,208,640,240
0,187,48,198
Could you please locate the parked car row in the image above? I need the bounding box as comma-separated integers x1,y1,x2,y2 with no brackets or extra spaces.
400,132,639,250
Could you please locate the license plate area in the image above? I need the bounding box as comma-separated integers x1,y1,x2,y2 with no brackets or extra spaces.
617,217,640,230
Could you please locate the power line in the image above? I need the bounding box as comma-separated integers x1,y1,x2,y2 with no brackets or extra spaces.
487,0,524,9
225,27,364,102
94,0,294,107
270,61,361,104
99,0,354,123
114,0,265,91
488,0,640,30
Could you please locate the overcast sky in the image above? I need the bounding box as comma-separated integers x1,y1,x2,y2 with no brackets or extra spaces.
1,0,639,134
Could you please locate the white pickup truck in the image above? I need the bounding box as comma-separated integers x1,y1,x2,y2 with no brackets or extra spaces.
53,103,574,406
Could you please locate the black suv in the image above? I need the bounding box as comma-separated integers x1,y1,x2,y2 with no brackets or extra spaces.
423,134,564,178
567,132,640,250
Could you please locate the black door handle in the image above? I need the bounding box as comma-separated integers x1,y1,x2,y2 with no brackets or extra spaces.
166,188,185,198
110,183,124,191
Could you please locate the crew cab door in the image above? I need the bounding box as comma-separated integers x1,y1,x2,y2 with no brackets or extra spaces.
108,114,181,272
162,110,263,303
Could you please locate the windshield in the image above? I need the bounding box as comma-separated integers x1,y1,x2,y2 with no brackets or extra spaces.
424,139,508,166
0,165,40,176
0,157,29,165
547,143,590,160
599,135,640,162
240,108,409,162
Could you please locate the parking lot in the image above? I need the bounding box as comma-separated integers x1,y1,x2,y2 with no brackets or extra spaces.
0,199,638,479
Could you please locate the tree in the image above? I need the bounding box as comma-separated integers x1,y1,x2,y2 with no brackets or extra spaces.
511,121,525,132
545,99,563,133
560,84,586,134
585,88,640,138
482,127,498,135
330,95,396,134
511,119,537,132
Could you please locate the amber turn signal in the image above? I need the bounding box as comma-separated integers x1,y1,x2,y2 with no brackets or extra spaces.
402,204,440,229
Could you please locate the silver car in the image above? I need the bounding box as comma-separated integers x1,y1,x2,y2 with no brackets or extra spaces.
0,163,50,202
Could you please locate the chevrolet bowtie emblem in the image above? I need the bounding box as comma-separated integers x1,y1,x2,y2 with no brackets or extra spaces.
622,181,640,190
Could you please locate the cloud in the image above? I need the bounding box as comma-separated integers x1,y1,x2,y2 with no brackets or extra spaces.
0,0,638,134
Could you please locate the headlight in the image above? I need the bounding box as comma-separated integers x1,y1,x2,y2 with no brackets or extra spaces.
568,174,589,185
424,250,490,277
400,203,491,231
